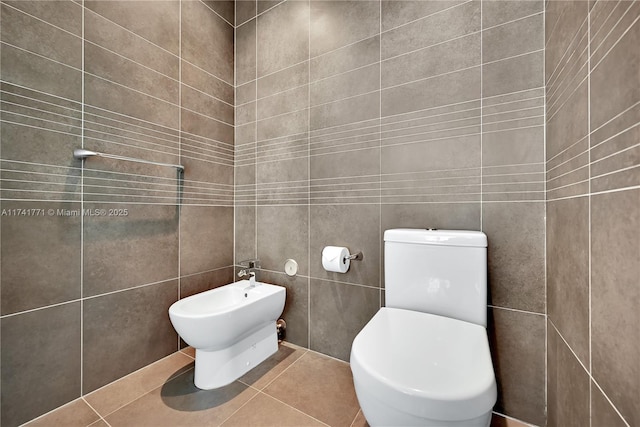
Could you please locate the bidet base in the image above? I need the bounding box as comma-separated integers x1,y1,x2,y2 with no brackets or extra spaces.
194,322,277,390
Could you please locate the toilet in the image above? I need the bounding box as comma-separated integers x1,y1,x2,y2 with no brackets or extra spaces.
350,229,497,427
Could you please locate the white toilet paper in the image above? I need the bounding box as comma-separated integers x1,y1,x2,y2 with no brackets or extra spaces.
322,246,350,273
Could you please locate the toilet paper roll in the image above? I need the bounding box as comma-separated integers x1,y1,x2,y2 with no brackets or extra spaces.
322,246,350,273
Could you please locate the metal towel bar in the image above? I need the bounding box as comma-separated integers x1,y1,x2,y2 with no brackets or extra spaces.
73,149,184,172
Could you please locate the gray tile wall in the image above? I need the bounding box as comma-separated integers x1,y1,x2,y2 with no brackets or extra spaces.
545,1,639,426
235,1,546,424
0,1,234,425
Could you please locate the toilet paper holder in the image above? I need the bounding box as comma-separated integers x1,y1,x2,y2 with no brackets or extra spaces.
345,251,364,262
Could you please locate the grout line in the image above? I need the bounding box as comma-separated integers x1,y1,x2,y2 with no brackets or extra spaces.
216,391,263,426
80,0,86,394
590,378,632,427
590,2,639,71
82,397,112,427
254,392,331,427
198,0,234,28
177,0,182,334
84,351,195,416
492,411,539,427
480,0,483,231
488,305,546,317
379,0,383,304
379,0,474,38
587,6,592,426
0,40,82,72
307,0,312,351
251,346,309,391
548,319,591,378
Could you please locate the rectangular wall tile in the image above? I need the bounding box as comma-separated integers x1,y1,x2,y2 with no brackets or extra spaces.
381,1,480,59
83,203,178,296
310,0,379,57
257,0,309,77
257,205,309,275
591,189,640,425
547,322,590,427
546,197,590,367
85,0,179,55
483,202,545,313
1,302,81,427
1,3,82,68
1,201,81,315
489,308,546,426
309,204,381,287
483,51,544,98
259,270,310,348
309,279,380,361
180,206,233,276
83,280,178,393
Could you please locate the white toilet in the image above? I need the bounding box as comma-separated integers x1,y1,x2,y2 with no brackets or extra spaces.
350,229,497,427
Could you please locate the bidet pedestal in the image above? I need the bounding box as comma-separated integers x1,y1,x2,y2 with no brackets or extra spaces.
194,322,277,389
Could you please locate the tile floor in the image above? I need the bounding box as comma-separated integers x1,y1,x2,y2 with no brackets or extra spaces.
24,342,529,427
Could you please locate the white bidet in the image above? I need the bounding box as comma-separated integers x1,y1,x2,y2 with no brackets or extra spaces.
168,279,286,389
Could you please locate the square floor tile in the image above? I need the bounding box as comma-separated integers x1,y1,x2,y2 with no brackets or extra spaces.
221,393,325,426
263,352,360,427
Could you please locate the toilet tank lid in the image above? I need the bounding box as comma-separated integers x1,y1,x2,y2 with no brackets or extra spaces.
384,229,487,247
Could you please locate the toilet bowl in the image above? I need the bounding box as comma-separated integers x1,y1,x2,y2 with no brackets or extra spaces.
351,307,496,427
350,229,497,426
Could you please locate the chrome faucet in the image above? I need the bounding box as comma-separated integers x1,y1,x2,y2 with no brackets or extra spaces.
237,259,260,289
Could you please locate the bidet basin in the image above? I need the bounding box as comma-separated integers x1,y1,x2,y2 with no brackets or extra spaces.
168,279,285,389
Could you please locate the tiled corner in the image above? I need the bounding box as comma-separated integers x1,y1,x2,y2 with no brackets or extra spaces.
181,0,233,84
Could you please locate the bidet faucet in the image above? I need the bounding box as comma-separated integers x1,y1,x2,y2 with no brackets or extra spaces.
238,270,257,289
237,259,260,289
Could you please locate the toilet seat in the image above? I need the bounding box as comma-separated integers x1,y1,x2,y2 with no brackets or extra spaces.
350,307,497,422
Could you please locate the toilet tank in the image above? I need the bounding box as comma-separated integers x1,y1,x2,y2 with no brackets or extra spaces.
384,229,488,327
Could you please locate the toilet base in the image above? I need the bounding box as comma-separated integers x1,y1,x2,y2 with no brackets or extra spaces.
194,322,277,389
355,378,492,427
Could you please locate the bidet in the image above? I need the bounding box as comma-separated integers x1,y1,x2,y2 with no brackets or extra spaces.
169,279,285,389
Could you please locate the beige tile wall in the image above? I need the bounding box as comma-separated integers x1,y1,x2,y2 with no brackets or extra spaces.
545,1,639,426
236,1,546,425
0,1,235,425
